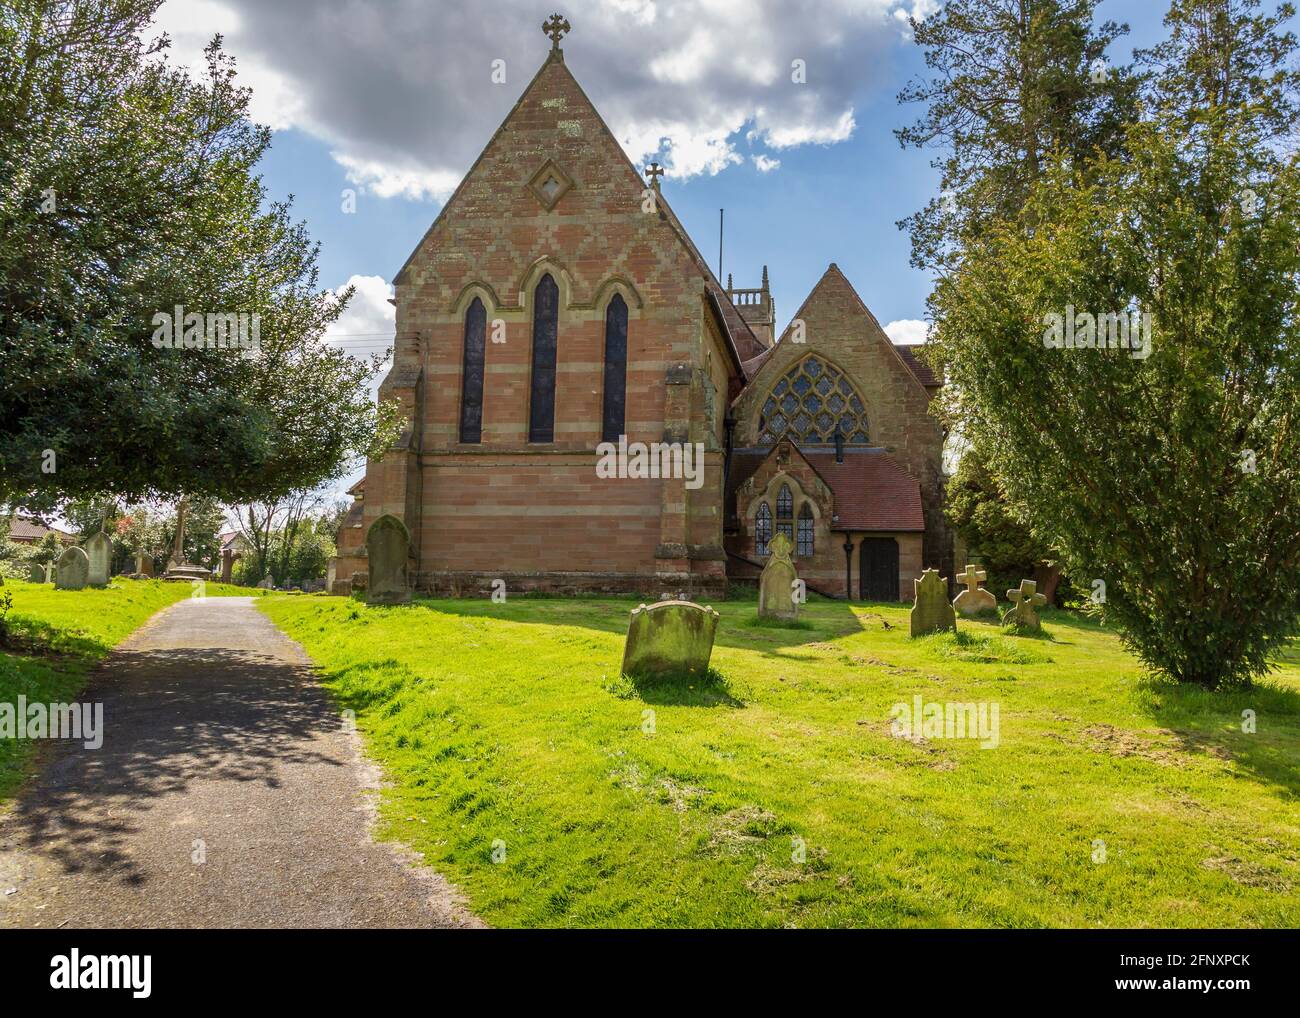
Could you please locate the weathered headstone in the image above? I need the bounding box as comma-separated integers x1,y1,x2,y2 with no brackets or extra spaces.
366,514,412,604
136,553,154,577
55,546,90,590
1003,579,1048,630
953,564,998,617
28,562,46,583
256,574,274,590
85,532,112,586
909,568,956,637
758,531,799,620
621,599,719,681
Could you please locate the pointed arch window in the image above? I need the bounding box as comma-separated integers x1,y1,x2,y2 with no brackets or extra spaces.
601,294,628,442
755,502,772,556
797,503,814,558
776,484,794,541
459,296,487,443
758,355,870,446
529,274,559,443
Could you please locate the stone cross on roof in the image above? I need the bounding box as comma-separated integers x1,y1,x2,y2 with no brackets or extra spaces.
543,13,570,50
645,161,664,190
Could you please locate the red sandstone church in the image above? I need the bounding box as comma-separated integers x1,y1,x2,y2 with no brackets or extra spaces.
331,18,951,601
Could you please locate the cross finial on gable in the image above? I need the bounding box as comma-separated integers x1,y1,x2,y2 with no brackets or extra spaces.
645,161,664,191
543,13,571,52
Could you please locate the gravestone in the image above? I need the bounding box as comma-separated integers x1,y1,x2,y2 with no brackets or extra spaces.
256,574,274,590
909,568,956,637
54,546,90,590
758,531,799,620
85,532,112,586
366,514,412,604
621,600,719,682
1004,579,1048,630
953,564,998,617
136,553,154,577
28,562,46,583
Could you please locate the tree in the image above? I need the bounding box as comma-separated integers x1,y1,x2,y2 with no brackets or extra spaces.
158,496,225,570
0,0,398,513
945,440,1049,592
896,0,1138,274
926,0,1300,688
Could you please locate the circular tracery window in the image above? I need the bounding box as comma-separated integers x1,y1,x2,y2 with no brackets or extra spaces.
758,356,869,445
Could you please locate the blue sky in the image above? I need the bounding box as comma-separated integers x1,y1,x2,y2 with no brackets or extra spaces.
155,0,1180,361
254,1,1177,348
140,0,1211,506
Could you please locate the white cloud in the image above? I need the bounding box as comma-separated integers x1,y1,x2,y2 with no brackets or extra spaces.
752,153,781,172
324,274,395,352
155,0,921,195
332,153,460,203
883,318,929,345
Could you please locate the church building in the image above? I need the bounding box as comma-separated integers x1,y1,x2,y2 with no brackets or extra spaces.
332,17,951,601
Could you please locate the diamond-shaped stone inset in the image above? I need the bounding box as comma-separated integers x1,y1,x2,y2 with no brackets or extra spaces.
528,159,573,210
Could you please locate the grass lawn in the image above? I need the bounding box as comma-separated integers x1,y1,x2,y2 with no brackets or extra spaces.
0,577,245,800
262,592,1300,928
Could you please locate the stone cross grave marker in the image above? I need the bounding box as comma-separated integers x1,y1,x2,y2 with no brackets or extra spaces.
1004,579,1048,630
953,564,998,617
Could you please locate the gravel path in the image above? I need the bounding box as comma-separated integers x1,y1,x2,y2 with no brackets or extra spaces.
0,596,480,929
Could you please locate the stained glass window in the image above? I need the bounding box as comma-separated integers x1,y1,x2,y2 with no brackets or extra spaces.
776,484,794,541
755,502,772,556
459,297,486,443
797,503,814,557
758,356,869,445
601,294,627,442
529,274,559,443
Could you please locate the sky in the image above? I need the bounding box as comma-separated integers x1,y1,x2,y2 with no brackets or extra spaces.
145,0,1180,499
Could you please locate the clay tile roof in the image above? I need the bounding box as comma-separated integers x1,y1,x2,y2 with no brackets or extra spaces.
728,447,923,532
801,450,925,531
8,516,71,542
892,344,939,388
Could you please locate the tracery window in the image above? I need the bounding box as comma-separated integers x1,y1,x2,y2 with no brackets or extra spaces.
758,355,869,445
776,484,794,542
755,502,772,556
797,503,814,557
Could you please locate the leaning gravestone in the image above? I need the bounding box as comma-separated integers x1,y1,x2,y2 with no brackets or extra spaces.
909,568,956,637
256,574,274,590
366,514,412,604
55,546,90,590
1004,579,1048,630
758,531,799,621
953,564,998,618
621,599,719,682
28,562,46,583
85,532,112,586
